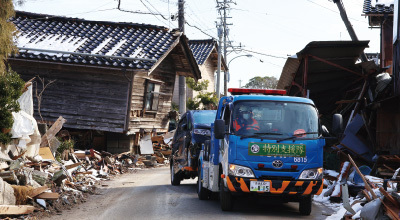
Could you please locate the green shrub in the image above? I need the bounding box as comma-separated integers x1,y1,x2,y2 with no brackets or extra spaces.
0,68,24,145
56,139,75,162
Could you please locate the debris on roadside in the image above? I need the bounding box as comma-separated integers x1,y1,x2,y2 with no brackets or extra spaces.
0,83,174,218
315,154,400,220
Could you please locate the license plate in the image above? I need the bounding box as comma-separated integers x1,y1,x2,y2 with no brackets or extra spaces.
250,181,270,192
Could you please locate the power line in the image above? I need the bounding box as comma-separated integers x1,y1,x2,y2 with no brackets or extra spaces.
241,49,288,59
142,0,168,20
139,0,171,27
185,21,216,39
305,0,367,24
118,8,167,16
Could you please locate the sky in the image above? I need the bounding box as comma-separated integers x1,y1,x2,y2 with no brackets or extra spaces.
15,0,381,89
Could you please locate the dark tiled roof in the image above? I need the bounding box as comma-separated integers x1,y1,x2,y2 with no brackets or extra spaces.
11,11,178,70
188,39,215,65
363,0,394,14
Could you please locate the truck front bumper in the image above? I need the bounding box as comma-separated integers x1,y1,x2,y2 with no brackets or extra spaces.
226,175,323,196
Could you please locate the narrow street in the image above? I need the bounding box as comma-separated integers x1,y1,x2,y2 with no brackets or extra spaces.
46,167,332,220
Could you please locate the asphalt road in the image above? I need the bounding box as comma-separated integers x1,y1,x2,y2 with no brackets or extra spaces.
47,167,333,220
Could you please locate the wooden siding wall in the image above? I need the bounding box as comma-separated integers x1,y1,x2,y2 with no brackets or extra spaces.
12,63,130,133
382,20,393,74
129,57,176,132
376,97,400,154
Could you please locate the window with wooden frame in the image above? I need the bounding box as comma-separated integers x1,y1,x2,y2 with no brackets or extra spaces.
144,80,161,111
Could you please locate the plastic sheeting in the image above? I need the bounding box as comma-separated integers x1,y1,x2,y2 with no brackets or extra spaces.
9,84,41,157
17,84,33,116
10,111,41,157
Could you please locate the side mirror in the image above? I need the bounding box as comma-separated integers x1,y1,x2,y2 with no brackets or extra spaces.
332,114,343,137
214,119,225,139
321,125,330,137
181,123,187,130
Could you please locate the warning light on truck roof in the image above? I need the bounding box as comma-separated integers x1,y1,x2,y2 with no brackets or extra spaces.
228,88,287,95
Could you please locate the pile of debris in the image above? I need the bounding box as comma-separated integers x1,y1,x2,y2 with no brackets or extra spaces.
0,83,173,218
0,119,173,218
316,154,400,219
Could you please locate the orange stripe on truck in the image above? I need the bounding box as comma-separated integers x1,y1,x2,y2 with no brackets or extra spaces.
315,180,324,195
303,181,318,195
270,181,290,194
226,177,237,192
237,178,250,192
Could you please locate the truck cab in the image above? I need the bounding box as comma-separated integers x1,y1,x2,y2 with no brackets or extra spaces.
197,88,324,215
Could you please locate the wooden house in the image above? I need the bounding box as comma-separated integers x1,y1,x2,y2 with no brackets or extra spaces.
172,39,227,108
9,11,201,153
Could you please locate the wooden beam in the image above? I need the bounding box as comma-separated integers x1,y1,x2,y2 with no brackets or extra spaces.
28,186,49,198
40,116,66,148
348,154,377,199
35,192,60,200
0,205,35,215
308,54,364,77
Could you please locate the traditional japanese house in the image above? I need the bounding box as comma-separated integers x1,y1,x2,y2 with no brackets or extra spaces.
9,11,201,153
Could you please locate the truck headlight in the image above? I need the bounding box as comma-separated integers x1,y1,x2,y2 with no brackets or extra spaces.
299,168,323,180
194,129,211,136
228,164,255,178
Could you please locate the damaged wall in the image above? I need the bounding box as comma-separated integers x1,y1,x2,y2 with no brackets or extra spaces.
376,96,400,154
10,60,131,133
128,56,177,133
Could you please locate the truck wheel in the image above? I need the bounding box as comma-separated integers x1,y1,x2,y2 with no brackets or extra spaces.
197,165,209,200
170,163,181,186
219,177,233,211
299,195,312,215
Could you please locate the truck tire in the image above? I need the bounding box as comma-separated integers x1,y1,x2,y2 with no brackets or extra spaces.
299,195,312,215
219,177,233,211
197,165,209,200
170,162,181,186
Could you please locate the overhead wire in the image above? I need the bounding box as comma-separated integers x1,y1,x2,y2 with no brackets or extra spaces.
241,49,288,59
185,21,217,39
305,0,368,24
139,0,171,27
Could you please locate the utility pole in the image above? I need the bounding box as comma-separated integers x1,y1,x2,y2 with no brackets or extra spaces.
333,0,368,62
217,0,233,96
239,79,242,88
223,0,228,96
217,24,223,100
178,0,186,114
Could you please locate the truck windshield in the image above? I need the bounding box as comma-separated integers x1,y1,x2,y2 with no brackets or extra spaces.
232,101,319,139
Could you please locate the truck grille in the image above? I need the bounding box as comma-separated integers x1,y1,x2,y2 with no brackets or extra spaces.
259,176,294,181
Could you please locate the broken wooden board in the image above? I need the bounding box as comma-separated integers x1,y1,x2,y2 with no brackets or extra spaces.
35,192,59,200
39,147,55,161
40,116,66,148
348,154,377,199
0,205,34,215
28,186,48,198
65,162,82,170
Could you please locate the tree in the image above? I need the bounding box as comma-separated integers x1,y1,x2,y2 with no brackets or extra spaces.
0,0,18,75
243,76,278,89
0,2,24,144
186,78,218,110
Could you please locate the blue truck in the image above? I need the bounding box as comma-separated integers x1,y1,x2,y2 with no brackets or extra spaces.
197,88,326,215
